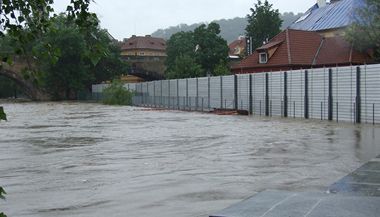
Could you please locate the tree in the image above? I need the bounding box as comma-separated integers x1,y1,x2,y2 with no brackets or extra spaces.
165,23,229,78
0,0,97,58
166,54,203,79
36,19,88,99
346,0,380,61
165,31,196,74
34,15,127,100
193,23,229,74
0,0,113,100
213,60,230,76
245,0,282,50
0,107,6,121
102,80,133,105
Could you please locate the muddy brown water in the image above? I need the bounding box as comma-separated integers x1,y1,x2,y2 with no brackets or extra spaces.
0,102,379,217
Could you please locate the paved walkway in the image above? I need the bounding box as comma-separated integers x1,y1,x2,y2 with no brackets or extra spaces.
329,155,380,197
211,155,380,217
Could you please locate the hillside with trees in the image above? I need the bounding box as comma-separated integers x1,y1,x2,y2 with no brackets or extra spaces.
152,12,302,43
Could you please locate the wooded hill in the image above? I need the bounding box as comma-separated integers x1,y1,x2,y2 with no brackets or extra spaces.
152,12,303,43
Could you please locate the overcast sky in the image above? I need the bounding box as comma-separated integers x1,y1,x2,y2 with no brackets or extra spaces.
53,0,317,40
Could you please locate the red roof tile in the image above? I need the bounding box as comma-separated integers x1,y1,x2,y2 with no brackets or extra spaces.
232,29,371,72
229,38,246,56
256,40,283,51
121,36,166,51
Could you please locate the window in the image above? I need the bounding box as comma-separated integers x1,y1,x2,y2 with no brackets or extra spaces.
295,12,311,23
259,52,268,64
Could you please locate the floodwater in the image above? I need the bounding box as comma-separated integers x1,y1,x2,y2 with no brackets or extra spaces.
0,102,379,217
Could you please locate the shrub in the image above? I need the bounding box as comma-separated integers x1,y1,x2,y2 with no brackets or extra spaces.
0,107,6,121
102,80,133,105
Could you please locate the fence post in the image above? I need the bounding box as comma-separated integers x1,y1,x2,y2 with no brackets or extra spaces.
356,66,361,123
153,81,156,107
249,74,253,115
265,73,269,116
177,79,180,110
196,77,199,111
220,76,223,109
208,76,211,110
284,71,288,117
160,80,163,107
168,80,171,109
186,79,189,109
328,68,333,121
234,75,238,110
147,82,149,106
304,70,309,119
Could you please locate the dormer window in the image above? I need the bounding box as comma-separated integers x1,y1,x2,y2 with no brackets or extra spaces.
259,52,268,64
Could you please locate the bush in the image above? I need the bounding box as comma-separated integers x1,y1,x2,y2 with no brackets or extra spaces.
102,80,133,105
0,107,6,121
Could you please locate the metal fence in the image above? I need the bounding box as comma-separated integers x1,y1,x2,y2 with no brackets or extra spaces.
92,64,380,124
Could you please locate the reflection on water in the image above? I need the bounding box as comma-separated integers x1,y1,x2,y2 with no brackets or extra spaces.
0,102,379,217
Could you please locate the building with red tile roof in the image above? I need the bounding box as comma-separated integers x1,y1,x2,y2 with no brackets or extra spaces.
228,36,247,58
121,35,167,80
121,35,166,55
231,29,371,74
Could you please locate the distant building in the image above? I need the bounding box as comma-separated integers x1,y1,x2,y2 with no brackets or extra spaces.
229,36,247,58
231,29,371,74
121,35,167,81
289,0,365,37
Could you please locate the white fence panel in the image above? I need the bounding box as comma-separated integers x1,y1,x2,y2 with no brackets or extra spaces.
332,66,356,123
210,76,221,109
198,77,209,109
222,75,235,109
92,84,109,93
178,79,187,108
252,73,265,115
268,72,283,117
362,65,380,124
309,68,328,120
237,74,250,111
288,70,304,118
187,78,197,109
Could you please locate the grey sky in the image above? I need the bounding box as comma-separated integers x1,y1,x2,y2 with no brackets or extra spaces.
54,0,316,40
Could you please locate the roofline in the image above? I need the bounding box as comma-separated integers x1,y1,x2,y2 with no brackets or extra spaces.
232,62,367,70
121,48,166,51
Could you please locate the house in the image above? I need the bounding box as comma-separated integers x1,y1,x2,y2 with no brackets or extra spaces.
229,36,247,58
289,0,365,37
231,29,371,74
120,35,167,80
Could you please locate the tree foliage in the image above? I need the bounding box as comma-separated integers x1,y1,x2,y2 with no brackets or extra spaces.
102,80,133,105
166,54,203,79
0,180,6,217
34,15,127,100
0,106,6,121
0,76,21,98
0,0,126,100
0,0,96,55
346,0,380,61
0,13,127,100
165,23,229,79
245,0,282,50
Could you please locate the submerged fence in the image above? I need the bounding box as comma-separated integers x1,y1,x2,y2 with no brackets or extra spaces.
92,64,380,124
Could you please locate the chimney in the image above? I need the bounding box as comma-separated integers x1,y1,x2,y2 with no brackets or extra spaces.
317,0,326,7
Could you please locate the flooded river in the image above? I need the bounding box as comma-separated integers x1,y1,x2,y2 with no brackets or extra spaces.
1,102,380,217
